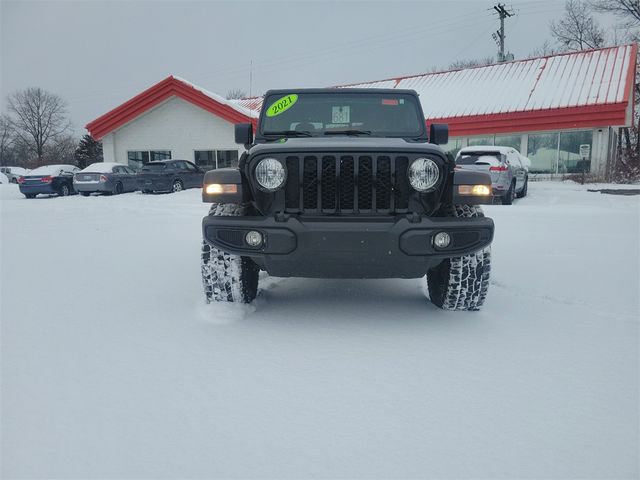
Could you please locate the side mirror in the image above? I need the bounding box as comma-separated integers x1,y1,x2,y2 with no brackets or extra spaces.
429,123,449,145
235,123,253,148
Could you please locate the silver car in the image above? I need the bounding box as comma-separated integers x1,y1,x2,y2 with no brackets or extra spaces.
455,146,529,205
0,166,30,184
74,162,138,196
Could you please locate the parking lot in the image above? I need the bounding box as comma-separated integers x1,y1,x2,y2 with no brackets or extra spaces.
1,181,638,478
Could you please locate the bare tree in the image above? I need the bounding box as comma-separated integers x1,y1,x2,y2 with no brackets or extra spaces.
550,0,606,51
528,40,560,58
591,0,640,26
448,56,495,70
226,88,247,100
7,87,71,166
0,114,15,166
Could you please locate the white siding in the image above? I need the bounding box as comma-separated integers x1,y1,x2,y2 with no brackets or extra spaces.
106,97,241,165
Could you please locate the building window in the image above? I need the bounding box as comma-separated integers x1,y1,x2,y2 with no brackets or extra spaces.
440,137,463,157
494,134,521,151
559,130,592,173
468,136,494,147
194,150,216,170
127,150,171,170
150,150,171,161
527,133,559,173
217,150,239,169
193,150,239,170
127,151,149,170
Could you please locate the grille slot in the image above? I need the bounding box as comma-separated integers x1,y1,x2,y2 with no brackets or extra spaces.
283,154,413,214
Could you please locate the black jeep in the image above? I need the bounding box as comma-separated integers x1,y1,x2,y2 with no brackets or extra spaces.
201,89,495,310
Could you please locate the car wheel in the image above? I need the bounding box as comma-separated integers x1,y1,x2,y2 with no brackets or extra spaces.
172,180,184,193
426,204,491,311
113,182,123,195
24,194,36,199
142,189,152,194
501,181,516,205
11,178,17,184
516,176,528,198
201,203,260,304
59,184,70,197
80,192,90,197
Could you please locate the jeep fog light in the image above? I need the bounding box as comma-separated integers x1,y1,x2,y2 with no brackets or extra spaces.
433,232,451,248
408,158,439,192
245,230,263,247
205,183,238,194
255,158,286,191
458,184,491,196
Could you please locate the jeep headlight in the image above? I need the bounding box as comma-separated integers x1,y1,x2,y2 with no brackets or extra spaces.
408,158,440,192
255,158,286,191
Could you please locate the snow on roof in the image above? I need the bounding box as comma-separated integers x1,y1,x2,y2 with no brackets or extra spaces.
27,165,76,176
236,44,636,123
459,145,515,153
171,75,257,118
80,162,126,173
342,44,636,119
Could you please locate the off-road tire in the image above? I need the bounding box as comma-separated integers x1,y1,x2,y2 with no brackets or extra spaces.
201,203,260,304
501,181,516,205
426,204,491,311
516,176,528,198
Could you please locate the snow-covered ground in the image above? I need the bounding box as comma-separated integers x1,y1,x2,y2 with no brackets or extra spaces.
1,182,638,478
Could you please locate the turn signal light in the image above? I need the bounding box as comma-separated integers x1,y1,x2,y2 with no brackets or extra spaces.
17,176,25,184
41,176,53,183
457,184,491,196
489,166,508,172
205,183,238,195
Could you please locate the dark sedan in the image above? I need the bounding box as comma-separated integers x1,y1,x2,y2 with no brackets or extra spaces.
18,164,80,198
74,162,138,196
138,160,205,193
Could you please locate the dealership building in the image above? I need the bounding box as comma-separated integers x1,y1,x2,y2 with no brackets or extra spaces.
87,44,637,176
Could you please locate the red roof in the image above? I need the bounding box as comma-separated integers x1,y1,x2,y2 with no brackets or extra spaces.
236,44,638,136
86,76,257,140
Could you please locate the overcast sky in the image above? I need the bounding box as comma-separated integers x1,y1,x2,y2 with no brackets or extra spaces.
1,0,620,134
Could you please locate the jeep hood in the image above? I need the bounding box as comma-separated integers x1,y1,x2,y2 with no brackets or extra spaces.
248,137,445,156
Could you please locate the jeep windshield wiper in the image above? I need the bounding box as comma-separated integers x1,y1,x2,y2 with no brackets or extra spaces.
323,129,372,136
263,130,313,137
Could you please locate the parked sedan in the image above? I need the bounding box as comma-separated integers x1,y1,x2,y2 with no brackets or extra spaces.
455,146,529,205
18,164,79,198
137,160,205,193
1,166,30,183
74,162,138,196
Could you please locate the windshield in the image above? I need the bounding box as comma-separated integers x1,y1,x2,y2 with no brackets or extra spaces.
260,92,424,138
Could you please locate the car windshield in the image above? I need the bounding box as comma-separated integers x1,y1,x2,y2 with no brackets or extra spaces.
260,92,424,138
141,163,167,171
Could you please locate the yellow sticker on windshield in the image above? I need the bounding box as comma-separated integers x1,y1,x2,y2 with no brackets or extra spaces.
266,94,298,117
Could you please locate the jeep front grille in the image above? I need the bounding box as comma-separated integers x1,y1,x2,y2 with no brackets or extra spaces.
283,154,410,214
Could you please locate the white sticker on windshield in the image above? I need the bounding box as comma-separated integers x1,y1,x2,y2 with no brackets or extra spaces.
332,106,350,124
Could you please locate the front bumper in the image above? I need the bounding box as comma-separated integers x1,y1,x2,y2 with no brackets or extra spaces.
203,214,494,278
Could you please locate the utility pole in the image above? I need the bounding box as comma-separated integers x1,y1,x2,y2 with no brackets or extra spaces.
492,3,514,62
